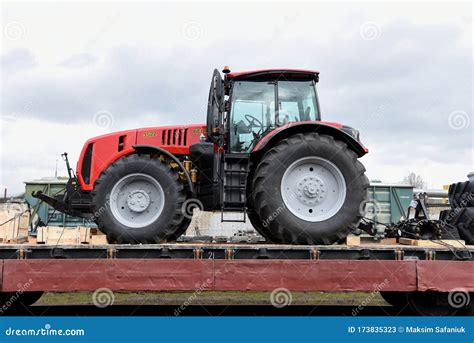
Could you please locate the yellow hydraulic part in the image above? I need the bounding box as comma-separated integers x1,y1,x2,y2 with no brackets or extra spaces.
191,169,198,183
183,160,192,171
166,158,197,183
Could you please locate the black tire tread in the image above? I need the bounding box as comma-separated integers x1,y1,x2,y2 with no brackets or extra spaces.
249,133,369,245
91,154,188,243
448,181,474,208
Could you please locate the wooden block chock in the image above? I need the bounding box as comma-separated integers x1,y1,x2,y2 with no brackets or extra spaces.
90,234,108,245
345,235,361,246
35,226,92,245
379,238,397,245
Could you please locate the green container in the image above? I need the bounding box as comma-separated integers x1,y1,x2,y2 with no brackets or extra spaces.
367,182,413,234
24,177,96,228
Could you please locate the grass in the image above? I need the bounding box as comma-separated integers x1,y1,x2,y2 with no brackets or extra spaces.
36,291,389,307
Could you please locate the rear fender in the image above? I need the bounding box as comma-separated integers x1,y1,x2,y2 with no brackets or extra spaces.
252,122,368,158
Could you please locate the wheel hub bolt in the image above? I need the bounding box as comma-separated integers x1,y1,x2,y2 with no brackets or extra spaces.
295,175,326,205
127,190,151,213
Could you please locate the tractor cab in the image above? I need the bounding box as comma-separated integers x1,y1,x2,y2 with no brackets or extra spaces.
206,68,321,152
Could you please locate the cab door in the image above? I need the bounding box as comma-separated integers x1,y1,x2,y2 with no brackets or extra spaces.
206,69,224,141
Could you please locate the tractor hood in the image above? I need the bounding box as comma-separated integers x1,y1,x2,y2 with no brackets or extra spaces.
76,124,206,190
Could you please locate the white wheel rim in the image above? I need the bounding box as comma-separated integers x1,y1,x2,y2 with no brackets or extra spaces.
109,173,165,228
280,156,346,222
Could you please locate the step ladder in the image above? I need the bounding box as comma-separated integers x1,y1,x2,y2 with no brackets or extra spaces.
221,154,250,223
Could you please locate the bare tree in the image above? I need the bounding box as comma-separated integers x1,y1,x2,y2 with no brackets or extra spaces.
403,172,427,188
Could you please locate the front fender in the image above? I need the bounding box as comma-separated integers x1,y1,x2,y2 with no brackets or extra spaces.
133,144,195,195
252,122,368,157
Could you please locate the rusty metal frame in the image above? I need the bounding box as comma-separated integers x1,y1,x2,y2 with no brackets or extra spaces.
1,258,472,293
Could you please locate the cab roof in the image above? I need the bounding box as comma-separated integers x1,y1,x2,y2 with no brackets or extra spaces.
226,68,320,81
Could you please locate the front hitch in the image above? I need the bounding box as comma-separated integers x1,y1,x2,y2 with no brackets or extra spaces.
31,152,93,218
32,189,89,218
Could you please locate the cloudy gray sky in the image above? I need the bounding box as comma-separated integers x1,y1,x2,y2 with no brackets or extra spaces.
1,1,473,194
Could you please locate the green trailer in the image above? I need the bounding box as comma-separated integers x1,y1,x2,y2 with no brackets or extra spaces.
24,177,96,229
366,182,414,235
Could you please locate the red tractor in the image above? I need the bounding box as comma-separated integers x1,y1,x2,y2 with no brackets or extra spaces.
34,67,369,244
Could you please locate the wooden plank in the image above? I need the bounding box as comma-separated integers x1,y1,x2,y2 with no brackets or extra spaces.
399,238,466,248
18,211,30,230
0,216,19,243
379,238,397,245
344,235,360,246
35,226,92,245
361,237,398,245
90,234,108,245
90,228,104,235
36,227,47,244
78,226,91,244
10,236,28,244
45,227,79,245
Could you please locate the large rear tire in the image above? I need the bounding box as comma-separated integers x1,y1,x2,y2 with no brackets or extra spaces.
92,154,189,243
448,181,474,208
249,133,369,245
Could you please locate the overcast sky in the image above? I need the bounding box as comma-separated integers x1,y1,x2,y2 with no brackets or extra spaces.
1,1,473,194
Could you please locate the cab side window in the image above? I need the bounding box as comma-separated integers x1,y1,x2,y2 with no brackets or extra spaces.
230,81,275,152
278,81,318,123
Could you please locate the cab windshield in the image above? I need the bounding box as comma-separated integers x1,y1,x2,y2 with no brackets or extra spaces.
229,80,319,152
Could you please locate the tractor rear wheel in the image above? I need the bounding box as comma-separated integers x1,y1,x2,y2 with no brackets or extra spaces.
247,211,283,243
448,181,474,208
92,154,189,243
250,133,369,245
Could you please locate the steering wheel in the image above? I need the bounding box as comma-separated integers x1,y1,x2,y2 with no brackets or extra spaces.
244,114,263,129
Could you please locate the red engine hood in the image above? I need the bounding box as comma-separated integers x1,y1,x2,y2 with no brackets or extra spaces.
76,124,206,191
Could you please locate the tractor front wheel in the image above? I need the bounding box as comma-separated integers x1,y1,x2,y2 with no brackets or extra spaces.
250,133,369,245
92,154,189,243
